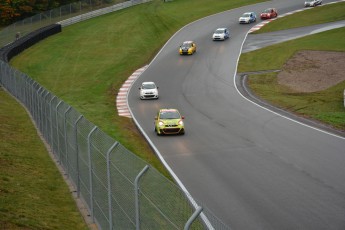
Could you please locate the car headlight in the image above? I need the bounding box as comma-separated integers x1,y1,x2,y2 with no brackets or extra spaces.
178,120,184,126
158,121,164,126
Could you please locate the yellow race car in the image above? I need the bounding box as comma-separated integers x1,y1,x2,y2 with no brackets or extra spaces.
154,109,185,135
179,41,196,55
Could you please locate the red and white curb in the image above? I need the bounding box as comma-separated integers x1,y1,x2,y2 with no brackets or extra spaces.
248,19,275,33
249,0,345,33
116,65,148,118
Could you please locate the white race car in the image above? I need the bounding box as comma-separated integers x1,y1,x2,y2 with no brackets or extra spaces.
304,0,322,7
239,12,257,24
139,82,159,99
212,28,230,41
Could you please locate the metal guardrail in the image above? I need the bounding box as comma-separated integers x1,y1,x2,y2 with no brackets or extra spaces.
0,0,232,229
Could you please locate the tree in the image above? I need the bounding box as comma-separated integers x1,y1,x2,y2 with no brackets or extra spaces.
0,0,21,24
0,0,74,25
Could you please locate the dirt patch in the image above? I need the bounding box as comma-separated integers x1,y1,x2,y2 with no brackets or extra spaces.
277,50,345,92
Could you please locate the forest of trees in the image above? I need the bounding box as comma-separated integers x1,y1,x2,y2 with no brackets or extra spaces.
0,0,77,25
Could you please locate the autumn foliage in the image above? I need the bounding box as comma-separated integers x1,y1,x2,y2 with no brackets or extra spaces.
0,0,70,25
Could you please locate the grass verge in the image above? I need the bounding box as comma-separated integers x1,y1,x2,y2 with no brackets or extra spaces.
0,87,89,229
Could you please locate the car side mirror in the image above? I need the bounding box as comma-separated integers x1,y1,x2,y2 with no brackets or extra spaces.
182,116,185,119
155,117,158,120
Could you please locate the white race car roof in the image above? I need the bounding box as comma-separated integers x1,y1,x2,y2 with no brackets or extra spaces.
142,81,155,85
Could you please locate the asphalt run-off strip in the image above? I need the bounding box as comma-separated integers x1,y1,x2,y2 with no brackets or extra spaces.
116,0,344,117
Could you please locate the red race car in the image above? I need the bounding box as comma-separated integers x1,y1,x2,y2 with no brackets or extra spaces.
260,8,278,20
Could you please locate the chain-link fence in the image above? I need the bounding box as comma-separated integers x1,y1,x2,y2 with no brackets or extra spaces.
0,0,232,229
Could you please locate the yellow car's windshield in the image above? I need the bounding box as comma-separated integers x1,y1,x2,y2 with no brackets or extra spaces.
182,43,192,48
160,111,180,119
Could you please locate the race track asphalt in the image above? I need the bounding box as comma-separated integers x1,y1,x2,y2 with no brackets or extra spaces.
128,0,345,229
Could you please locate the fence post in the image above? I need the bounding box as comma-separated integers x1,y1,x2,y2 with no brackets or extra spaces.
31,82,39,119
20,73,28,108
39,88,46,132
55,101,63,161
184,206,203,230
30,81,37,116
36,87,44,130
19,73,25,102
26,78,30,110
135,165,149,230
43,91,51,139
49,96,56,146
88,126,98,222
106,142,119,230
74,115,83,198
13,69,17,98
35,86,42,122
64,106,72,175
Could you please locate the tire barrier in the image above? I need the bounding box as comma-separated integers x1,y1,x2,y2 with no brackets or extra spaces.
0,24,61,63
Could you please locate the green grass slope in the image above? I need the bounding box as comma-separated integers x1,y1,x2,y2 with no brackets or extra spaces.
0,88,89,229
